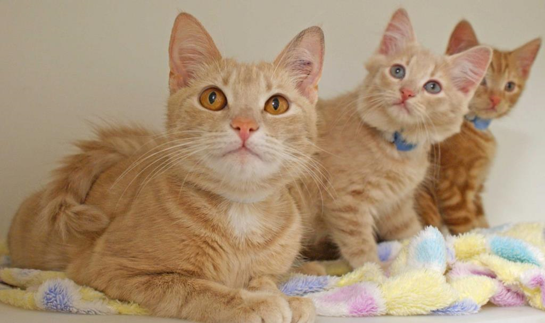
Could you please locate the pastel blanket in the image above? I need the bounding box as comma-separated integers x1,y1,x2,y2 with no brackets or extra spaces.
1,223,544,317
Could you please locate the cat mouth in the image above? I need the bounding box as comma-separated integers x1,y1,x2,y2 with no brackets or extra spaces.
475,106,500,117
393,101,411,114
222,146,261,160
480,106,497,112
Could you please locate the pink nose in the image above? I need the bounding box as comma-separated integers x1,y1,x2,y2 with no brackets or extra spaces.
400,88,415,102
490,95,501,108
230,117,259,143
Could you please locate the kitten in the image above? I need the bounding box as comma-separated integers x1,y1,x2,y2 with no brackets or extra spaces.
417,20,541,234
8,13,324,323
298,9,491,269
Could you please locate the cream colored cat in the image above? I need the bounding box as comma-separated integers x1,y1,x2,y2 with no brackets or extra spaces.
299,9,492,270
9,13,324,323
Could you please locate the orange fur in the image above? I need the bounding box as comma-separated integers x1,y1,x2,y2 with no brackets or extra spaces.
8,13,325,323
299,9,491,270
417,20,541,234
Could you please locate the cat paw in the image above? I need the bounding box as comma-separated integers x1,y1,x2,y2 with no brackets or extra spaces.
288,296,316,323
293,262,327,276
238,292,292,323
349,253,381,269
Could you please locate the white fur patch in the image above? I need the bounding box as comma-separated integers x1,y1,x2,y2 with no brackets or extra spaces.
227,203,263,237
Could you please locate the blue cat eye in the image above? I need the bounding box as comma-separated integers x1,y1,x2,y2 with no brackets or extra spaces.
390,65,405,79
505,81,516,92
424,80,442,94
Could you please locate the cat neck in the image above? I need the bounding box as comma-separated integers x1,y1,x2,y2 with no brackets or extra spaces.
170,167,277,204
164,172,292,244
465,114,492,131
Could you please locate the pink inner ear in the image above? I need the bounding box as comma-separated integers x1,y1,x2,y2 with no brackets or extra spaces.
515,40,541,77
451,46,492,94
168,13,221,93
379,9,415,56
275,26,324,103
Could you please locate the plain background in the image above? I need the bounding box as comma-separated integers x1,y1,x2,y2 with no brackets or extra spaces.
1,0,544,240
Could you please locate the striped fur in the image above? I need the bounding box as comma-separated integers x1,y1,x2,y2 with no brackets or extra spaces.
417,20,541,233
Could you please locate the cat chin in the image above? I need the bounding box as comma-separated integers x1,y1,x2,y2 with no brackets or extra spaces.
472,107,508,120
203,153,282,185
363,107,418,131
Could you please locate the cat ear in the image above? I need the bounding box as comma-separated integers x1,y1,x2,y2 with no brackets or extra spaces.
449,45,492,95
274,26,325,104
446,20,479,55
168,13,222,94
512,38,541,78
378,8,416,56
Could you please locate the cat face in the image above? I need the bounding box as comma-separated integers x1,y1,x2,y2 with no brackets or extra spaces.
166,14,324,201
447,20,541,120
360,9,492,144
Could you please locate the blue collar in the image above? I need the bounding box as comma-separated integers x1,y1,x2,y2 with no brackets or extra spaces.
465,115,492,131
391,131,417,152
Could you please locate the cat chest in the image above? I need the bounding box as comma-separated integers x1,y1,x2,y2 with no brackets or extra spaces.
444,130,496,166
215,204,301,287
375,157,429,196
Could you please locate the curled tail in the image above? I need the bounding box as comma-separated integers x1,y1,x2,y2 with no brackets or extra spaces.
39,125,159,239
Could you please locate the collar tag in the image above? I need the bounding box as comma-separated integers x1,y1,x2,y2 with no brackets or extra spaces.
392,131,417,152
466,115,492,131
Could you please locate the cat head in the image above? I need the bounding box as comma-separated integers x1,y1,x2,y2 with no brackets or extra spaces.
447,20,541,120
360,9,492,144
166,13,324,202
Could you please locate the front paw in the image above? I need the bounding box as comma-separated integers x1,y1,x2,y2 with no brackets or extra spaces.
288,297,316,323
348,253,381,270
293,262,327,276
239,292,292,323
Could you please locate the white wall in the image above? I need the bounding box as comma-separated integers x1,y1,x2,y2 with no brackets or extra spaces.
1,0,544,240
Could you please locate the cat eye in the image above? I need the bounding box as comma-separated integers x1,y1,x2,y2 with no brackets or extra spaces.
424,80,442,94
390,65,406,79
505,81,516,92
264,95,289,115
481,78,487,86
199,87,227,111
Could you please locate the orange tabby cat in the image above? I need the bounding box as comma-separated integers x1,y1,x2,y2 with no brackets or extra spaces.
417,20,541,234
299,9,492,269
9,13,325,323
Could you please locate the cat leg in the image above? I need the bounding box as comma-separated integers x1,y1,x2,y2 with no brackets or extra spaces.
415,184,445,229
437,179,479,234
248,276,315,323
376,196,422,241
77,272,293,323
474,185,490,228
324,201,379,269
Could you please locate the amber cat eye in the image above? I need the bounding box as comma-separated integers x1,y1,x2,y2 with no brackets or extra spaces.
199,87,227,111
264,95,289,115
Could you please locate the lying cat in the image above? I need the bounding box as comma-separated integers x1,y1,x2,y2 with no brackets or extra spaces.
8,13,325,323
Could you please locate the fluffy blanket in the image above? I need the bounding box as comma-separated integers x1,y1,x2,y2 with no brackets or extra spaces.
1,223,544,317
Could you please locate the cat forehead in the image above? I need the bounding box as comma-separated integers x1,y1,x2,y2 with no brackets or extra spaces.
488,49,518,78
393,47,446,76
204,59,292,93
